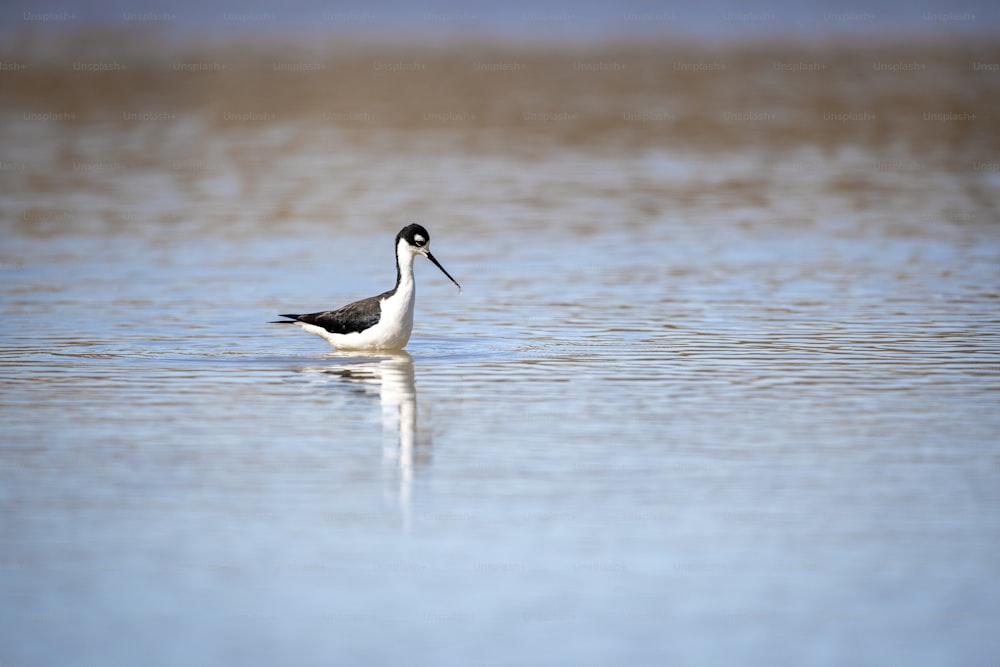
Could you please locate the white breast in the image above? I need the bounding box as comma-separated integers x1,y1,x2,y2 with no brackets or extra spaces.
299,285,415,350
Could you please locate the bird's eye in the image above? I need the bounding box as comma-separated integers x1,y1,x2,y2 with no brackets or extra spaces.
413,235,426,246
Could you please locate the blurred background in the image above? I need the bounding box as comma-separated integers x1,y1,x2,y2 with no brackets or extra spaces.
2,1,998,238
2,1,999,666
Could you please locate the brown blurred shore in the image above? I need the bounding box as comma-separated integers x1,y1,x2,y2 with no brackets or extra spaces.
3,31,998,241
2,32,998,159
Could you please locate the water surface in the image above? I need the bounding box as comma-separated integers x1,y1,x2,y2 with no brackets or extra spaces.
2,39,1000,666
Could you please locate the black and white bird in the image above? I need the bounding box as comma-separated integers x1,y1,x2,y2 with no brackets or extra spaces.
272,224,460,350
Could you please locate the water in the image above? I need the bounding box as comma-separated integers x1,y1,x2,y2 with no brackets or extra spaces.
2,39,1000,666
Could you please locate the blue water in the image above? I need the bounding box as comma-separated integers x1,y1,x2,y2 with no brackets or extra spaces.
7,0,1000,39
2,50,1000,664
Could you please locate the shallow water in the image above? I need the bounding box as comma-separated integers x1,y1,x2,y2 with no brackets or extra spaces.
3,39,1000,666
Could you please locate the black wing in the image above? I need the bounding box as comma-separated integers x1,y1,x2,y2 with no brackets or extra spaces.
274,292,386,335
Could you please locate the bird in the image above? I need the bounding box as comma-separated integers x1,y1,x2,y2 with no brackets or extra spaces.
272,224,461,350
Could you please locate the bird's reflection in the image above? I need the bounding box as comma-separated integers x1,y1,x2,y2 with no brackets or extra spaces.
297,350,427,527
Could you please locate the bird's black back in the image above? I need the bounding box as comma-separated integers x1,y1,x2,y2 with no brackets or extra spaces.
277,289,393,335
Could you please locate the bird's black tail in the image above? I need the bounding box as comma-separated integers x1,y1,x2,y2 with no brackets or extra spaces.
270,314,300,324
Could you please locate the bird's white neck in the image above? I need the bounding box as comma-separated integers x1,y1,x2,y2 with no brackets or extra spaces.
394,239,416,295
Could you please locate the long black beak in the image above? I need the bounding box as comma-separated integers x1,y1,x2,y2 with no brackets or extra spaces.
425,250,461,291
